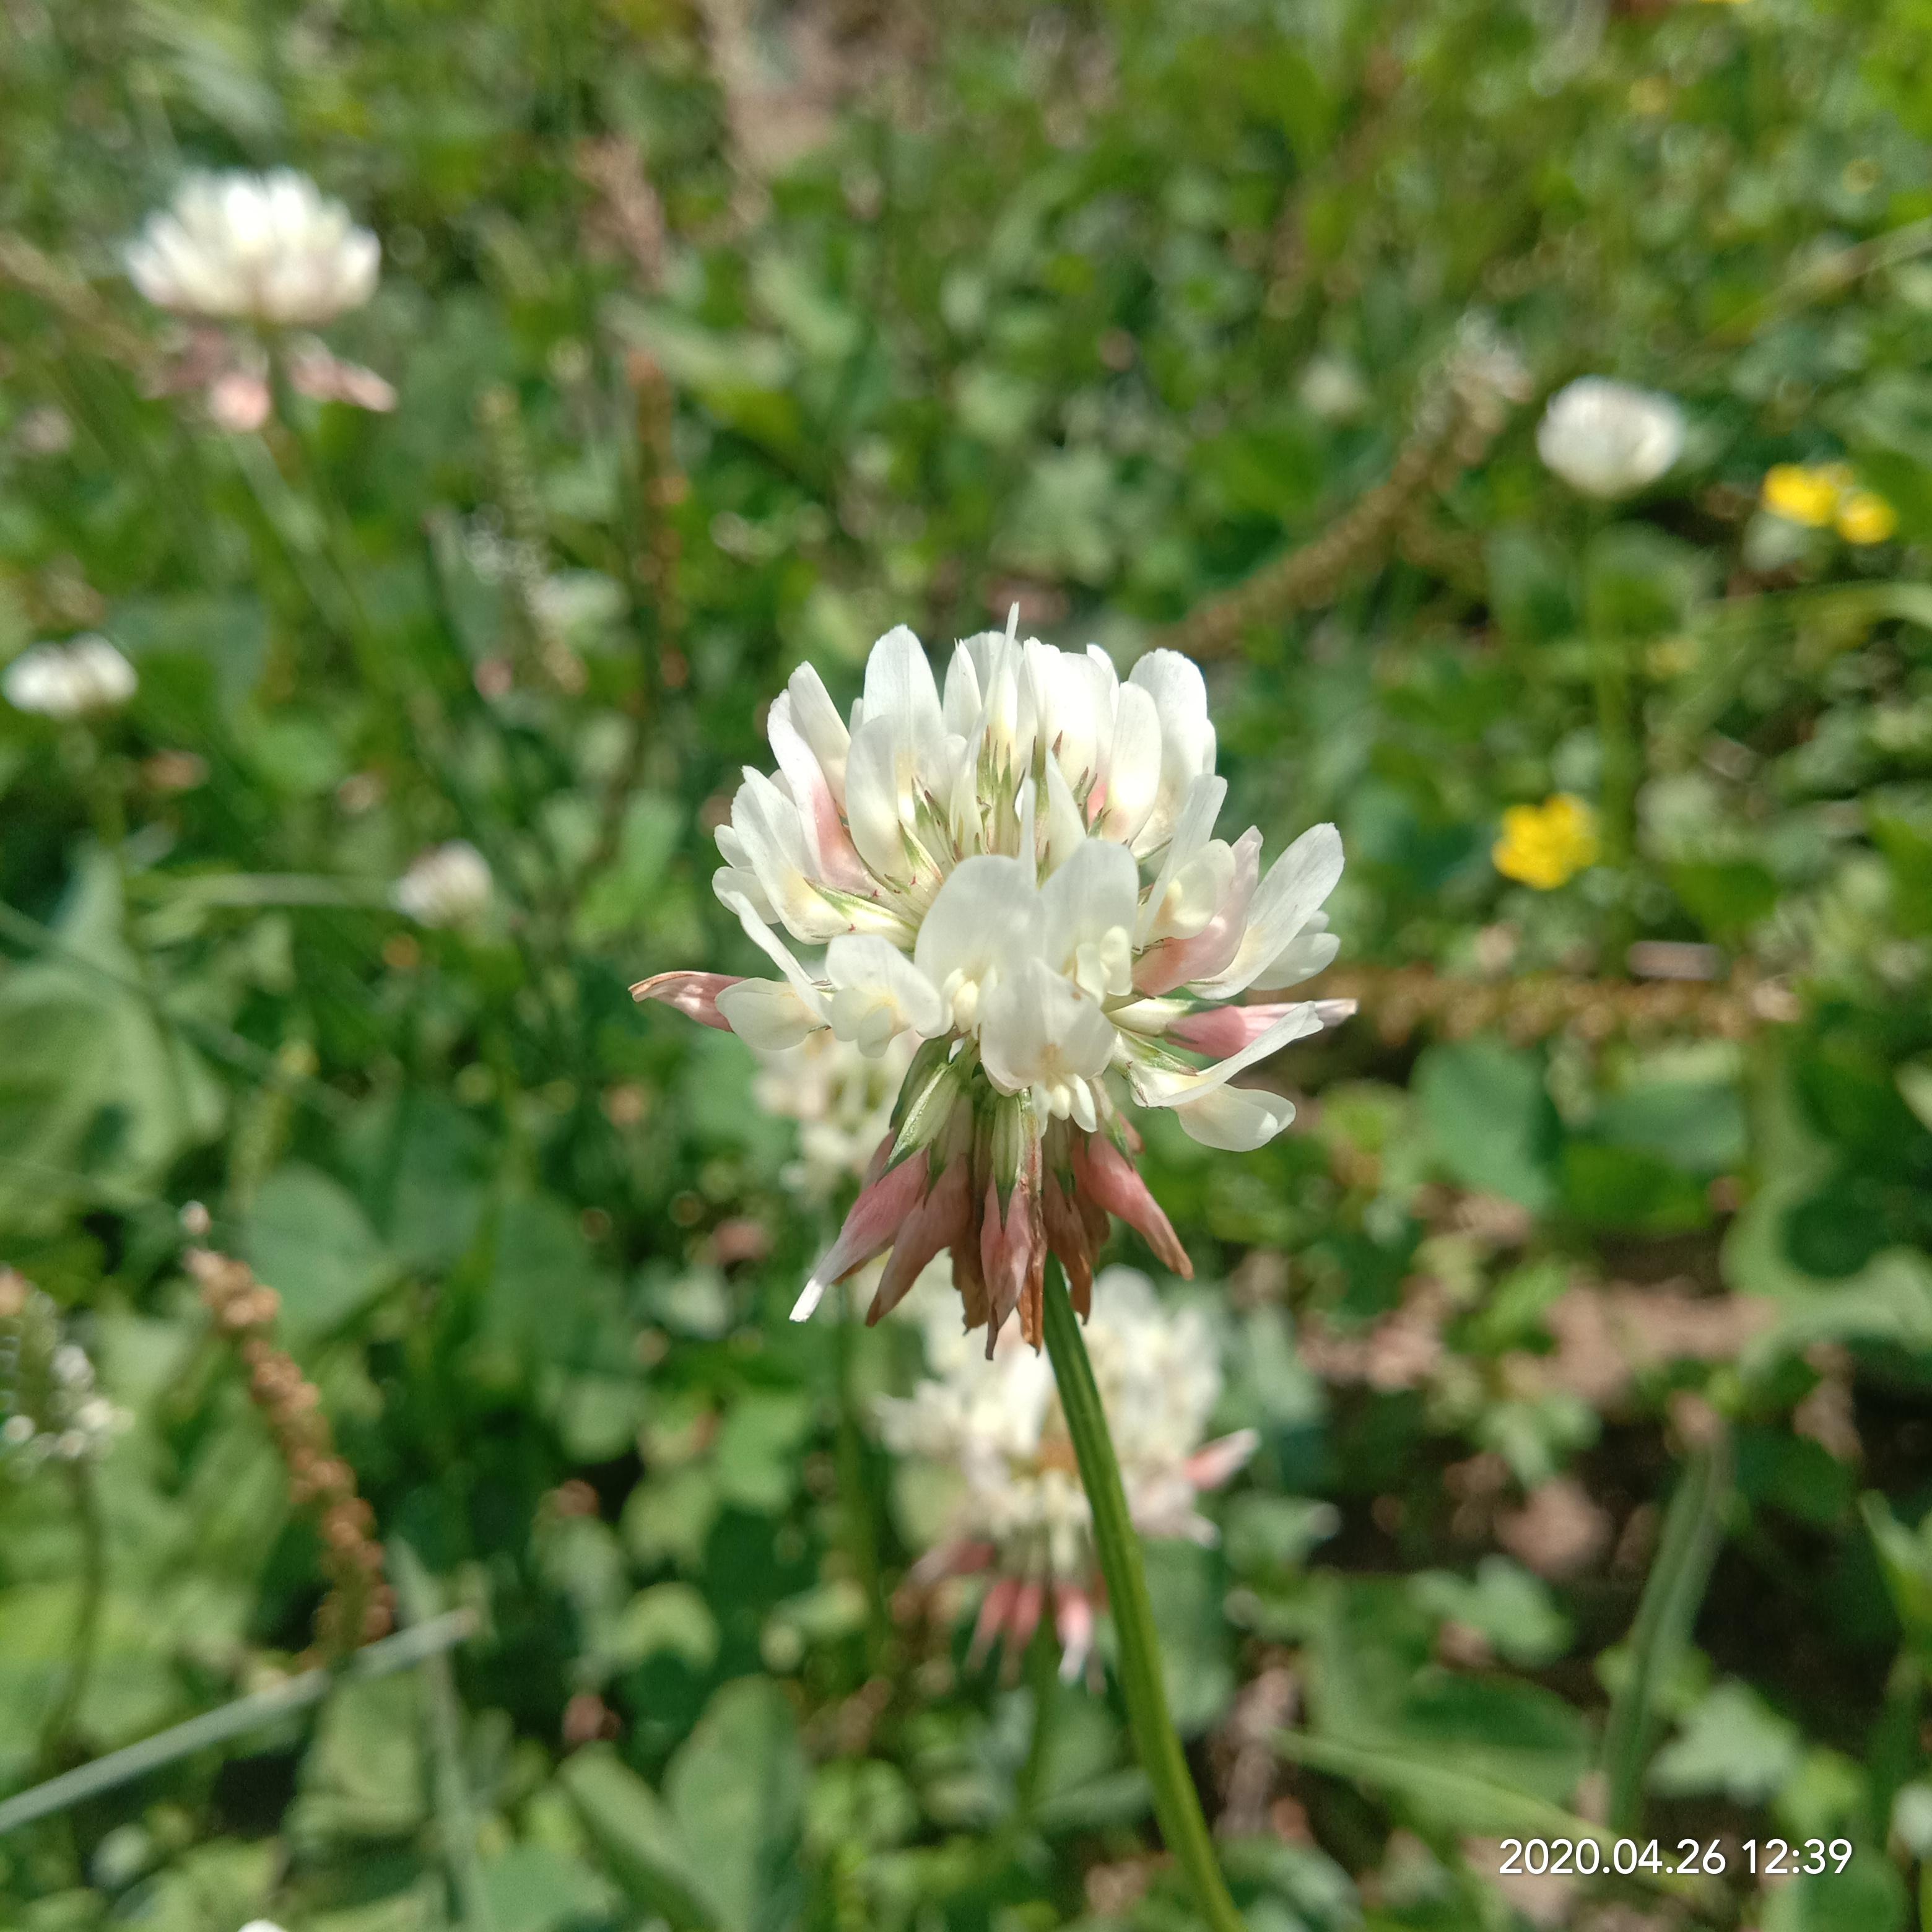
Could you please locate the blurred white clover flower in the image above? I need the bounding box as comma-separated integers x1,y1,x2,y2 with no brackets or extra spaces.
128,170,380,326
754,1029,918,1201
879,1264,1255,1681
1535,377,1684,498
394,840,492,928
636,616,1352,1349
3,635,137,720
0,1271,128,1477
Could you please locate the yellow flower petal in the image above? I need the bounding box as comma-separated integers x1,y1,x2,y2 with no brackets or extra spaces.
1760,463,1842,529
1493,794,1599,891
1836,489,1898,545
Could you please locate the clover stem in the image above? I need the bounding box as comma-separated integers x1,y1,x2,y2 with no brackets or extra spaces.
1041,1266,1248,1932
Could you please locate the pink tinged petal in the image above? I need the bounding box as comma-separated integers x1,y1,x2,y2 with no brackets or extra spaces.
866,1151,971,1325
630,970,742,1029
1165,999,1314,1059
908,1539,997,1588
207,370,271,432
1007,1579,1046,1658
768,694,869,890
979,1177,1031,1349
731,769,849,942
1129,1005,1323,1110
968,1575,1021,1666
1070,1133,1191,1279
1183,1429,1261,1492
1042,1170,1095,1318
1133,827,1262,996
783,663,851,807
794,1146,931,1321
1054,1585,1097,1684
1192,822,1344,1000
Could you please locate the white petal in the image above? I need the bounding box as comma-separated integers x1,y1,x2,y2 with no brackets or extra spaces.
1040,756,1089,875
824,933,944,1050
716,977,825,1050
1128,648,1217,850
1247,921,1341,992
862,625,944,772
1134,773,1226,944
913,855,1043,1028
1169,1082,1297,1151
1039,837,1138,998
1096,683,1160,845
842,715,913,882
715,881,827,1012
980,957,1117,1095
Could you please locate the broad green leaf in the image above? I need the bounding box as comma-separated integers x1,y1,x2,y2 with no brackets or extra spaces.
1414,1039,1560,1212
666,1677,807,1932
242,1164,393,1338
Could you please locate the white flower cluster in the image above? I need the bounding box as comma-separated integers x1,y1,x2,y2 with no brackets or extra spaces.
3,636,137,720
127,170,380,327
754,1029,918,1200
394,840,493,928
0,1276,126,1476
638,617,1349,1346
879,1265,1255,1677
1536,377,1684,500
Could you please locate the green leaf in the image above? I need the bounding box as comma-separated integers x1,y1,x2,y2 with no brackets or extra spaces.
1647,1679,1802,1803
712,1391,816,1515
607,1583,721,1674
559,1746,718,1930
665,1677,807,1932
242,1164,393,1338
1411,1557,1573,1668
481,1844,614,1932
1414,1039,1560,1212
1761,1860,1907,1932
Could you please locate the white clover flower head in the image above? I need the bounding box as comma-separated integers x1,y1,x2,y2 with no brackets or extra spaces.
0,1273,127,1477
1535,377,1685,499
393,840,492,928
879,1264,1256,1679
635,616,1352,1350
3,636,138,720
754,1029,918,1201
127,170,380,327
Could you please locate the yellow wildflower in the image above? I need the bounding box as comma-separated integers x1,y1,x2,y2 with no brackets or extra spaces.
1493,795,1599,891
1836,489,1898,545
1760,463,1843,528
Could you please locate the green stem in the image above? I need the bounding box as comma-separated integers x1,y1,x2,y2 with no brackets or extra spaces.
1600,1437,1730,1835
1015,1612,1060,1821
835,1278,892,1668
1041,1268,1247,1932
391,1545,495,1932
1591,629,1639,970
37,1461,105,1775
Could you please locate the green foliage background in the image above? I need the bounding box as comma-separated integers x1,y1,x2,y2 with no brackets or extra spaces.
4,0,1932,1926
